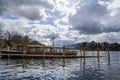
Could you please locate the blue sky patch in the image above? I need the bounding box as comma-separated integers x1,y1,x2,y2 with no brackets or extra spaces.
3,14,19,20
39,18,55,26
39,10,66,26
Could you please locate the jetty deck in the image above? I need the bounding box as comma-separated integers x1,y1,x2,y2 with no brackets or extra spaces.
0,53,99,58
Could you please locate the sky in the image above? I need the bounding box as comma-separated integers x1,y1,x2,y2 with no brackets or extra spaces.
0,0,120,46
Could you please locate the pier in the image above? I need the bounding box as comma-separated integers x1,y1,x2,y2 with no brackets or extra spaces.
0,53,99,58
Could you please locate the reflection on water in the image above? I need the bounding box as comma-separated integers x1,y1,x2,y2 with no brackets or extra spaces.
0,51,120,80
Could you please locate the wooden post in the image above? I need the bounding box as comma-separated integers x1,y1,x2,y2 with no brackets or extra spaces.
108,49,110,65
7,55,10,65
22,58,26,68
83,50,85,58
22,44,26,58
80,49,82,56
42,58,45,68
96,42,100,63
83,50,85,68
96,44,100,68
63,45,66,56
97,48,100,63
97,48,99,57
63,58,65,68
80,49,82,61
80,50,83,63
43,46,46,57
80,49,83,68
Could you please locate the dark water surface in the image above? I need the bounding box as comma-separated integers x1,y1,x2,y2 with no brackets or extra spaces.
0,51,120,80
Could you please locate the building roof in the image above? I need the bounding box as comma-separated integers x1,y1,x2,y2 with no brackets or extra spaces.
17,44,70,49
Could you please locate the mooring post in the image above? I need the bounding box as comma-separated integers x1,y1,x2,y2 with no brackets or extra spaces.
79,49,83,67
42,58,45,68
7,55,10,64
22,58,26,68
43,46,45,58
83,50,85,58
80,49,82,56
97,47,100,64
22,44,26,58
108,49,110,65
63,58,65,68
63,45,66,57
80,49,82,62
83,50,85,68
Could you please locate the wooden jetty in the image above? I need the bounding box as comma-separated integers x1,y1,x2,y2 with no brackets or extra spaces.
0,53,99,58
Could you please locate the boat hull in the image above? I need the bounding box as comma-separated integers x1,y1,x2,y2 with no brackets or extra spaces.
0,50,77,58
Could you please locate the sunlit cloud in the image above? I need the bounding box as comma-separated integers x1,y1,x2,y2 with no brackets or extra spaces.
0,0,120,46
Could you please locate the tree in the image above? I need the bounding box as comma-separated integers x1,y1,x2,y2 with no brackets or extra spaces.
11,33,23,44
0,23,4,39
23,35,31,44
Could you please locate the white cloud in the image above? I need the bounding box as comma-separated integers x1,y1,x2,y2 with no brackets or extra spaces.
52,0,79,26
0,0,120,46
0,17,28,32
108,0,120,10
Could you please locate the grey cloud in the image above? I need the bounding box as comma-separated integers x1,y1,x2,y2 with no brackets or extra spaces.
9,7,43,20
72,20,103,34
5,0,54,9
44,32,60,39
0,0,7,16
0,0,54,20
69,0,120,34
71,20,120,34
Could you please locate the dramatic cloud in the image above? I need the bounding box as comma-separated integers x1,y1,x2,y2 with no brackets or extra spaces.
0,0,54,20
69,0,120,34
1,0,120,45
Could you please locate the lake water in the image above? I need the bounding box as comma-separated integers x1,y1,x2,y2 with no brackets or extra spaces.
0,51,120,80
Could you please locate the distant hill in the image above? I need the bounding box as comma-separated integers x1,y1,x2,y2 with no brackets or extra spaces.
66,43,81,49
67,41,120,51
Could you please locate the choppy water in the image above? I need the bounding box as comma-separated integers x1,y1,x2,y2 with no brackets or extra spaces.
0,51,120,80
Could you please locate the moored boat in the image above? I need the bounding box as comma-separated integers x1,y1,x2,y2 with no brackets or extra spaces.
0,45,77,58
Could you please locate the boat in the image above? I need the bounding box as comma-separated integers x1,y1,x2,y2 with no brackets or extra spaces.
0,44,77,58
0,36,77,58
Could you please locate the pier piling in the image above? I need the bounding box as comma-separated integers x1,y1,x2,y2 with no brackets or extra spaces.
83,50,85,68
97,49,100,63
108,49,110,65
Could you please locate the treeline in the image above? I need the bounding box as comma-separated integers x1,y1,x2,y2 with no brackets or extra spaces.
0,25,42,49
76,41,120,51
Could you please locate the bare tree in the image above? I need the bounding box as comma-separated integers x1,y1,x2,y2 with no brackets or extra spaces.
0,23,4,39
